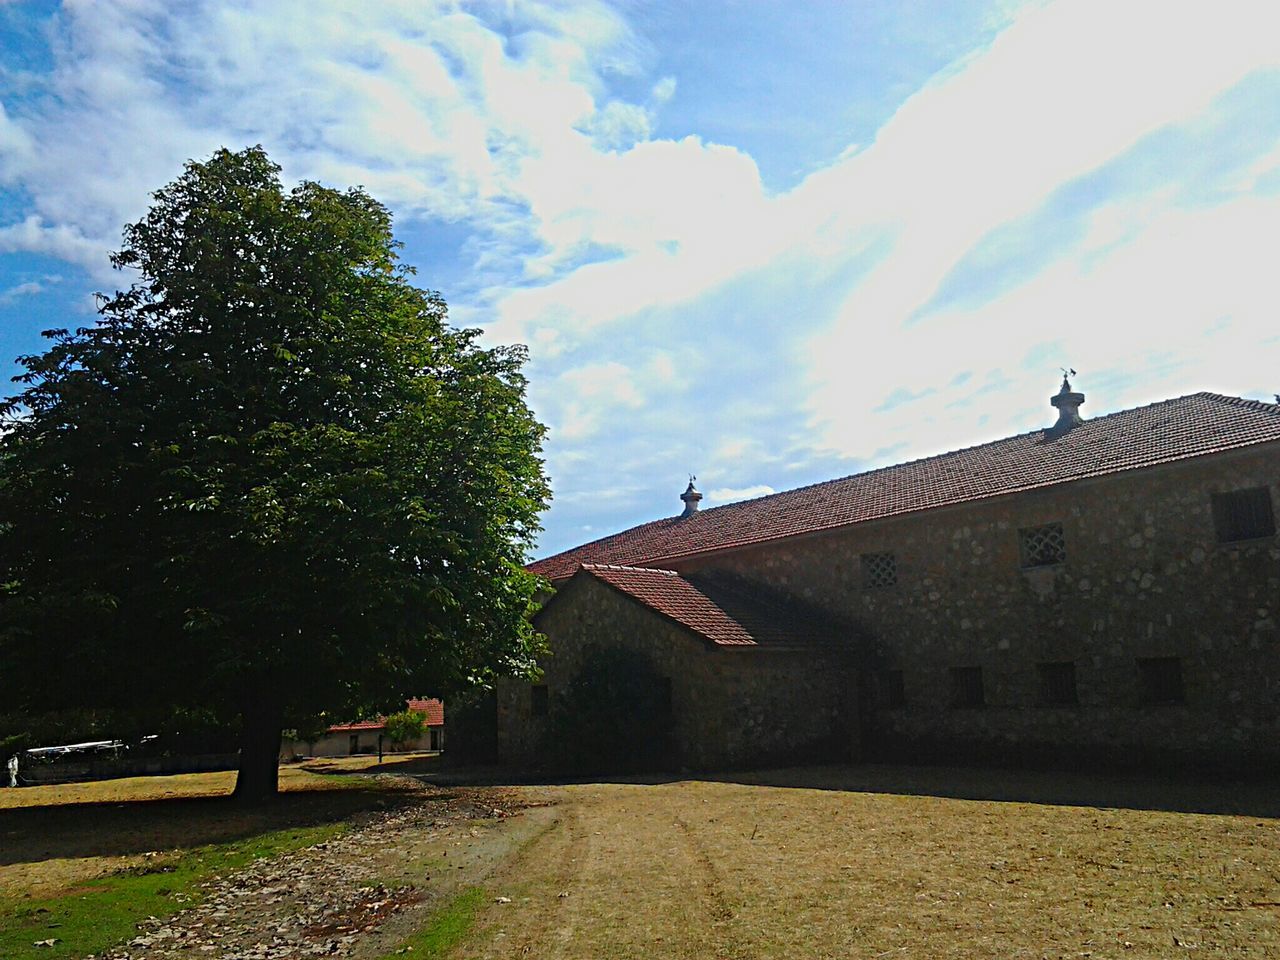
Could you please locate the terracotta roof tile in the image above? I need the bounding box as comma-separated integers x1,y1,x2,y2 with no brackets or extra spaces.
577,563,851,647
326,698,444,733
531,393,1280,581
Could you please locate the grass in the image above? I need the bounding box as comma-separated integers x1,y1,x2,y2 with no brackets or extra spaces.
0,820,346,960
0,760,421,960
374,887,490,960
449,766,1280,959
0,763,408,898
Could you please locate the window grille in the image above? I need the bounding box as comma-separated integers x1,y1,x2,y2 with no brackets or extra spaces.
950,666,985,708
1019,522,1066,567
878,669,905,709
1212,487,1276,543
1037,661,1078,706
1137,657,1184,705
531,684,549,717
861,552,898,589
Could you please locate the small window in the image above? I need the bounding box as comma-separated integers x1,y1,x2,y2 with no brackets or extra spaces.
1137,657,1184,705
950,666,985,708
531,684,549,717
1019,522,1066,567
1037,661,1078,706
878,669,906,708
861,552,898,589
1212,487,1275,543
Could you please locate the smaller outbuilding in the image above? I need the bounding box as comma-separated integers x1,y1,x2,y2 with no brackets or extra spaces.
282,698,444,758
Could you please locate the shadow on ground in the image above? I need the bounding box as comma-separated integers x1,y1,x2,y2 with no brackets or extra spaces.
0,785,432,869
298,753,445,778
426,761,1280,819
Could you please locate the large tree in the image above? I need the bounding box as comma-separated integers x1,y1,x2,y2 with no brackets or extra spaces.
0,147,550,800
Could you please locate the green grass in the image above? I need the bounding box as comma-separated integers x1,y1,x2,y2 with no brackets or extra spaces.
0,820,348,960
375,887,489,959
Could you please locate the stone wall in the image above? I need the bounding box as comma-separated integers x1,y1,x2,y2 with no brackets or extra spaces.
498,573,853,771
675,444,1280,770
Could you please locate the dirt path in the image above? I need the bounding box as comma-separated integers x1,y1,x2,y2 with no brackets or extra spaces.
87,781,553,960
451,772,1280,960
457,783,744,959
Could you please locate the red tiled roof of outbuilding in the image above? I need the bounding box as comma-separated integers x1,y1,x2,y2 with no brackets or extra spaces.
407,698,445,726
326,698,444,733
574,564,852,648
530,392,1280,582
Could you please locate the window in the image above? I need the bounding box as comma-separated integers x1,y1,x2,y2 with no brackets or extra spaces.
1037,661,1078,706
878,669,906,708
1212,487,1276,543
1137,657,1184,704
950,666,985,708
531,684,549,717
1019,522,1066,567
861,552,898,589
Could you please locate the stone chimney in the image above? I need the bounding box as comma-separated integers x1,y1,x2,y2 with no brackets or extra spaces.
1048,373,1085,435
680,477,703,517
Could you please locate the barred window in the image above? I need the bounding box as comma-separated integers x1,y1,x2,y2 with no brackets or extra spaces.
950,666,985,708
531,684,549,717
1137,657,1185,705
878,669,906,709
861,552,898,589
1019,521,1066,567
1037,661,1078,706
1212,487,1275,543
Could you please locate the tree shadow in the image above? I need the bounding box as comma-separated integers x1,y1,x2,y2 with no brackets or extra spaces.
709,763,1280,818
428,761,1280,819
0,784,436,869
297,753,445,778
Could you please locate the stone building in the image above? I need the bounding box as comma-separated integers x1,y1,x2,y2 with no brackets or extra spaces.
501,384,1280,772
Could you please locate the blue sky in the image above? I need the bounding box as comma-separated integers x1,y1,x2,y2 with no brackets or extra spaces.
2,1,1279,558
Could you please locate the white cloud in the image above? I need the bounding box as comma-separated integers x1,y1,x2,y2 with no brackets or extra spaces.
5,0,1280,557
707,484,774,504
0,216,100,268
0,0,651,279
798,0,1280,458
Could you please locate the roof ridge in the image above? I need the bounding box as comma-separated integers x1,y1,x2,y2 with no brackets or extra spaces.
543,392,1263,560
581,562,679,575
531,390,1280,580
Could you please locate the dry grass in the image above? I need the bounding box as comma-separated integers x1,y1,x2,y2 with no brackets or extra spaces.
0,760,422,898
454,766,1280,959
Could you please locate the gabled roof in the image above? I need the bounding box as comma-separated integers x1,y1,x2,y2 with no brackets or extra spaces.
531,392,1280,582
570,563,851,648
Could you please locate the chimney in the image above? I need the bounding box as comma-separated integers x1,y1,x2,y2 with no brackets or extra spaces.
680,477,703,517
1048,373,1085,435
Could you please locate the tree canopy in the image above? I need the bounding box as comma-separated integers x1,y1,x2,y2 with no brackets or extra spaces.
0,147,550,799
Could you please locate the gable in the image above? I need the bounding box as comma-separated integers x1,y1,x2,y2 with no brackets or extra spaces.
537,564,852,649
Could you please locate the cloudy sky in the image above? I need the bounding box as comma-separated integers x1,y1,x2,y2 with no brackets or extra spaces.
2,1,1279,557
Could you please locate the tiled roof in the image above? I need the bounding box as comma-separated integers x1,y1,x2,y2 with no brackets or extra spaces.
326,698,444,733
407,698,445,726
574,563,851,647
531,392,1280,582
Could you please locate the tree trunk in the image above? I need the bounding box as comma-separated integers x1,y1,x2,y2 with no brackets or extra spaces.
233,695,283,803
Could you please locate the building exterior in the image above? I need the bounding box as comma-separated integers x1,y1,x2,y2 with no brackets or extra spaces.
281,698,444,758
501,384,1280,772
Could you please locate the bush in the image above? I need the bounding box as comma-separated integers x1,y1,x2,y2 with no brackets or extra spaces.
383,709,426,747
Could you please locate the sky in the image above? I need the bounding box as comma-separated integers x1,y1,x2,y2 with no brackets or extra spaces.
2,0,1279,558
